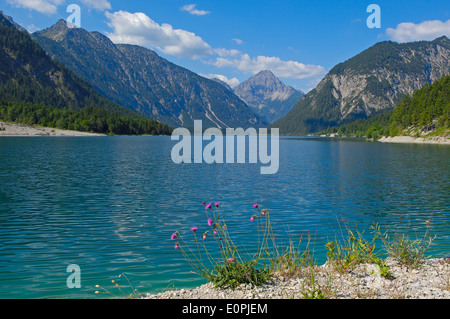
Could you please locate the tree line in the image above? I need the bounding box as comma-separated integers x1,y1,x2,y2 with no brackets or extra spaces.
0,100,173,135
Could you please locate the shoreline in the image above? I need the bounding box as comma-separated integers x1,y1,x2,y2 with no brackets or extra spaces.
0,121,106,137
378,135,450,145
143,257,450,299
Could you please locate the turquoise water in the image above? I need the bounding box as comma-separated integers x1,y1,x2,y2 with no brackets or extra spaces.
0,136,449,298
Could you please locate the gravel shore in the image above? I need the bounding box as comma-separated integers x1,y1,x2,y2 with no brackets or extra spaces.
143,258,450,299
0,121,106,136
379,135,450,145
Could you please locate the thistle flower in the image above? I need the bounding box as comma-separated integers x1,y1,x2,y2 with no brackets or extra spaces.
250,216,256,222
215,202,220,207
253,203,258,208
175,243,179,249
207,218,213,226
205,203,212,209
190,226,198,233
202,201,206,206
201,232,207,240
171,233,177,240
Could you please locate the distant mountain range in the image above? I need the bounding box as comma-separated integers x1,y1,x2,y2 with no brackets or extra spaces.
0,14,124,114
274,36,450,135
0,12,171,135
233,70,304,124
2,12,449,135
32,20,266,129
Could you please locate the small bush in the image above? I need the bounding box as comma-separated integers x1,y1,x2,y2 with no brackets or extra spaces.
171,202,278,290
372,223,435,269
326,223,393,278
171,202,315,290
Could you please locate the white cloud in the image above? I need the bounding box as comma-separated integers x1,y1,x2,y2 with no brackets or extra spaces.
207,53,326,80
181,4,210,16
232,38,244,45
387,19,450,42
27,24,41,33
105,10,324,81
7,0,64,15
81,0,111,11
105,10,214,59
202,73,240,87
214,48,242,57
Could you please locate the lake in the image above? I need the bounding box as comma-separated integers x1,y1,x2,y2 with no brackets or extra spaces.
0,136,449,298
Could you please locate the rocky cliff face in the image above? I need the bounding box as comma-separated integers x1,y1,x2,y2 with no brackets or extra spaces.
233,70,304,124
32,20,266,129
274,36,450,134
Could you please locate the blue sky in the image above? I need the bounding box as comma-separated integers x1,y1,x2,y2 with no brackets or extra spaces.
2,0,450,92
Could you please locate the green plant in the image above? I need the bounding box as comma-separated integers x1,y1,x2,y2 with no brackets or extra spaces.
172,202,277,290
95,273,139,298
326,222,395,279
372,222,436,269
372,258,393,279
301,272,326,299
211,260,272,290
326,225,379,272
271,231,315,279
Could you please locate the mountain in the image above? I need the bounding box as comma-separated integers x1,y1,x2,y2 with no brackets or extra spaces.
210,78,233,91
388,73,449,136
273,36,450,135
0,13,171,135
321,73,450,139
233,70,305,124
0,10,27,33
32,20,266,129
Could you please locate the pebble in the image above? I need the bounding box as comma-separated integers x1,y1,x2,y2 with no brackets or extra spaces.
142,258,450,299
